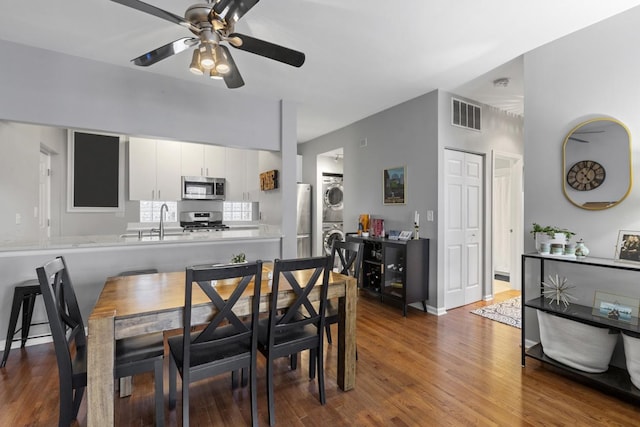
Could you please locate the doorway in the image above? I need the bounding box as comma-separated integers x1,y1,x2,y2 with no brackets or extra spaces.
444,149,484,310
492,151,523,294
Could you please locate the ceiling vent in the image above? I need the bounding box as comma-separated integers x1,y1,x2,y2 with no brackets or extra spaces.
452,98,481,131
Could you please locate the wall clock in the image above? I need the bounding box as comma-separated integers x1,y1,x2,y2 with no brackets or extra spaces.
566,160,606,191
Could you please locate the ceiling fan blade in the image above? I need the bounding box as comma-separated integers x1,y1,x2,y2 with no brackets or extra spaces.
132,37,198,66
110,0,198,32
212,0,260,25
228,33,305,67
219,45,245,89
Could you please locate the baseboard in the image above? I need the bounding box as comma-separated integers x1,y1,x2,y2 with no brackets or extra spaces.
426,305,447,316
0,334,53,352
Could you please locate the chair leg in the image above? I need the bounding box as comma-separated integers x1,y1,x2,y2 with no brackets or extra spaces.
317,346,326,405
58,382,75,427
154,359,164,427
250,361,258,427
21,294,37,347
168,356,177,410
290,353,297,370
267,356,275,426
182,371,189,427
325,323,333,345
308,349,316,379
1,290,23,368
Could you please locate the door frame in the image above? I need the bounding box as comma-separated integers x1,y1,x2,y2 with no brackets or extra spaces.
491,150,523,294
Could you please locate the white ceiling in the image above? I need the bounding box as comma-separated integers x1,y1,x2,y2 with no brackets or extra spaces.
1,1,639,142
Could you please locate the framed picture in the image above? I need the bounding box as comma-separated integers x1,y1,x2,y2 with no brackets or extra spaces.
592,291,639,325
383,166,406,205
615,230,640,262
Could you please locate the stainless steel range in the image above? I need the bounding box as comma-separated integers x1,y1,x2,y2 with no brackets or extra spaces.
180,211,229,232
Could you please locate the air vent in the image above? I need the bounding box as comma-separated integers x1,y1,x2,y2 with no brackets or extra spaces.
452,98,481,131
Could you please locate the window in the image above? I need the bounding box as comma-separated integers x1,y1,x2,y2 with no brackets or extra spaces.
139,201,178,223
223,202,254,221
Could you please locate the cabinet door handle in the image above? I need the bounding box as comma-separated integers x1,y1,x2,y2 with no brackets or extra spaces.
206,168,209,176
152,190,155,200
201,167,204,176
158,190,161,199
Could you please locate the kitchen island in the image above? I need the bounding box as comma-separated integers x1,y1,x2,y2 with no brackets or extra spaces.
0,226,282,349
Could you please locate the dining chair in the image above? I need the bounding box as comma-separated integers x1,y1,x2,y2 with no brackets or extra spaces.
258,256,332,426
325,240,363,344
36,256,165,427
168,261,263,427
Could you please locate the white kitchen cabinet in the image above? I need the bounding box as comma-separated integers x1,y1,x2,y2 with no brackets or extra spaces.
129,137,181,201
180,142,226,177
225,148,259,201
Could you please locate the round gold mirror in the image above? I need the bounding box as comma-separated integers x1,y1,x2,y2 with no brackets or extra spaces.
562,117,632,210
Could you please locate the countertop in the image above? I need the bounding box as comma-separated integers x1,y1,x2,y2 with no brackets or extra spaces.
0,225,280,254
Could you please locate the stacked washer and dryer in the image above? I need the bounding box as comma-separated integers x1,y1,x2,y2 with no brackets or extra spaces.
322,173,344,255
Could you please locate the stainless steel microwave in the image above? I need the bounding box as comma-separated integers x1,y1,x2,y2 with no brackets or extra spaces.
181,176,225,200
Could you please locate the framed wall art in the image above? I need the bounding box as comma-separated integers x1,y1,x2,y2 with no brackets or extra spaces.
592,291,639,325
615,230,640,262
383,166,406,205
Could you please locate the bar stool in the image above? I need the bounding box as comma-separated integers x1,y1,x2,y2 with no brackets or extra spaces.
1,279,49,368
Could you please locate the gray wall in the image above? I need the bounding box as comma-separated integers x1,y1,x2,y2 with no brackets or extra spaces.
299,89,524,313
523,6,640,347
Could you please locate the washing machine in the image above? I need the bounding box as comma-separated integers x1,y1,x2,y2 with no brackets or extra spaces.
322,173,343,223
322,222,344,255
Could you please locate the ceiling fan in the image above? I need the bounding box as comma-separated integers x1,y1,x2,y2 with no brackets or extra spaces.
110,0,306,88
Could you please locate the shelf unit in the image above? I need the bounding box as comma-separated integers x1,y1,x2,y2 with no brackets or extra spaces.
521,253,640,402
348,236,429,316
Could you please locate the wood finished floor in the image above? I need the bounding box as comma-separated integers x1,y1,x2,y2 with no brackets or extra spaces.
2,290,639,426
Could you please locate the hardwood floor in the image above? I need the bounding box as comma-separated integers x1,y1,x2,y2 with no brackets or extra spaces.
2,290,639,426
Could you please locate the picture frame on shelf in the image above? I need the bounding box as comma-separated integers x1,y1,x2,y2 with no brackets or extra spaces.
592,290,639,325
614,230,640,262
383,166,406,205
398,231,413,241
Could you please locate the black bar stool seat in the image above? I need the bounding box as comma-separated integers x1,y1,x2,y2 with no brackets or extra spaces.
1,279,49,368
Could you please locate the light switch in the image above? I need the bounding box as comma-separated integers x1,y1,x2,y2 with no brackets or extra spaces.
427,210,434,222
15,213,21,225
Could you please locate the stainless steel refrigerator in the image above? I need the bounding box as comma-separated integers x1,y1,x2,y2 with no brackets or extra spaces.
296,183,312,257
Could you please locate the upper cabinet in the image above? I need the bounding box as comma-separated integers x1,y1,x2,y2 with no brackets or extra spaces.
562,118,633,210
225,148,259,201
129,137,181,201
181,142,226,177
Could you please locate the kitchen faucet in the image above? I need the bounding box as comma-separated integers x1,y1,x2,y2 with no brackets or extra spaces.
151,203,169,240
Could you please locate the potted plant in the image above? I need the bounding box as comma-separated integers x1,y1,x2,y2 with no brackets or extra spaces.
230,252,247,264
530,223,575,252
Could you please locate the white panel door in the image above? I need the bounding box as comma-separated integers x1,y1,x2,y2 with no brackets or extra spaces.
181,142,204,177
129,137,157,200
445,149,484,310
203,145,226,178
155,140,182,201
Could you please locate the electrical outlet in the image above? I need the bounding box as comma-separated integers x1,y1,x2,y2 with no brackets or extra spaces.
427,210,434,222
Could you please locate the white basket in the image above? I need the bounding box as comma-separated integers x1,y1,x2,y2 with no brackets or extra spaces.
622,332,640,389
537,310,618,373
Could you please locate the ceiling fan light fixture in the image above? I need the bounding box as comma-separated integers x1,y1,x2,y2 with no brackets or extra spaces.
209,68,223,80
214,45,230,74
189,49,204,75
199,43,215,70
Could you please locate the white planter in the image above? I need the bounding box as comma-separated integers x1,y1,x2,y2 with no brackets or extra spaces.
535,232,566,253
537,310,618,373
622,332,640,389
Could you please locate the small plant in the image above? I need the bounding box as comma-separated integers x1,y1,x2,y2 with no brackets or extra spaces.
230,252,246,264
531,223,575,240
542,274,577,307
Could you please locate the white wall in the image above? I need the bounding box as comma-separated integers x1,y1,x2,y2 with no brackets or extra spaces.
523,6,640,348
524,7,640,258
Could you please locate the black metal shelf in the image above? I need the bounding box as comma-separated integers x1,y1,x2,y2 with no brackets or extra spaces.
521,253,640,403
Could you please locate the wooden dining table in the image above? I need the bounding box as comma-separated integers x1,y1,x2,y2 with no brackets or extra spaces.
86,265,357,426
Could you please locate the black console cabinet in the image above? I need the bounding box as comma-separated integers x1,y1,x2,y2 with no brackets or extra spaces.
347,236,429,316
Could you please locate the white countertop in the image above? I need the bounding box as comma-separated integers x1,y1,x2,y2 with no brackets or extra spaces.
0,225,280,254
